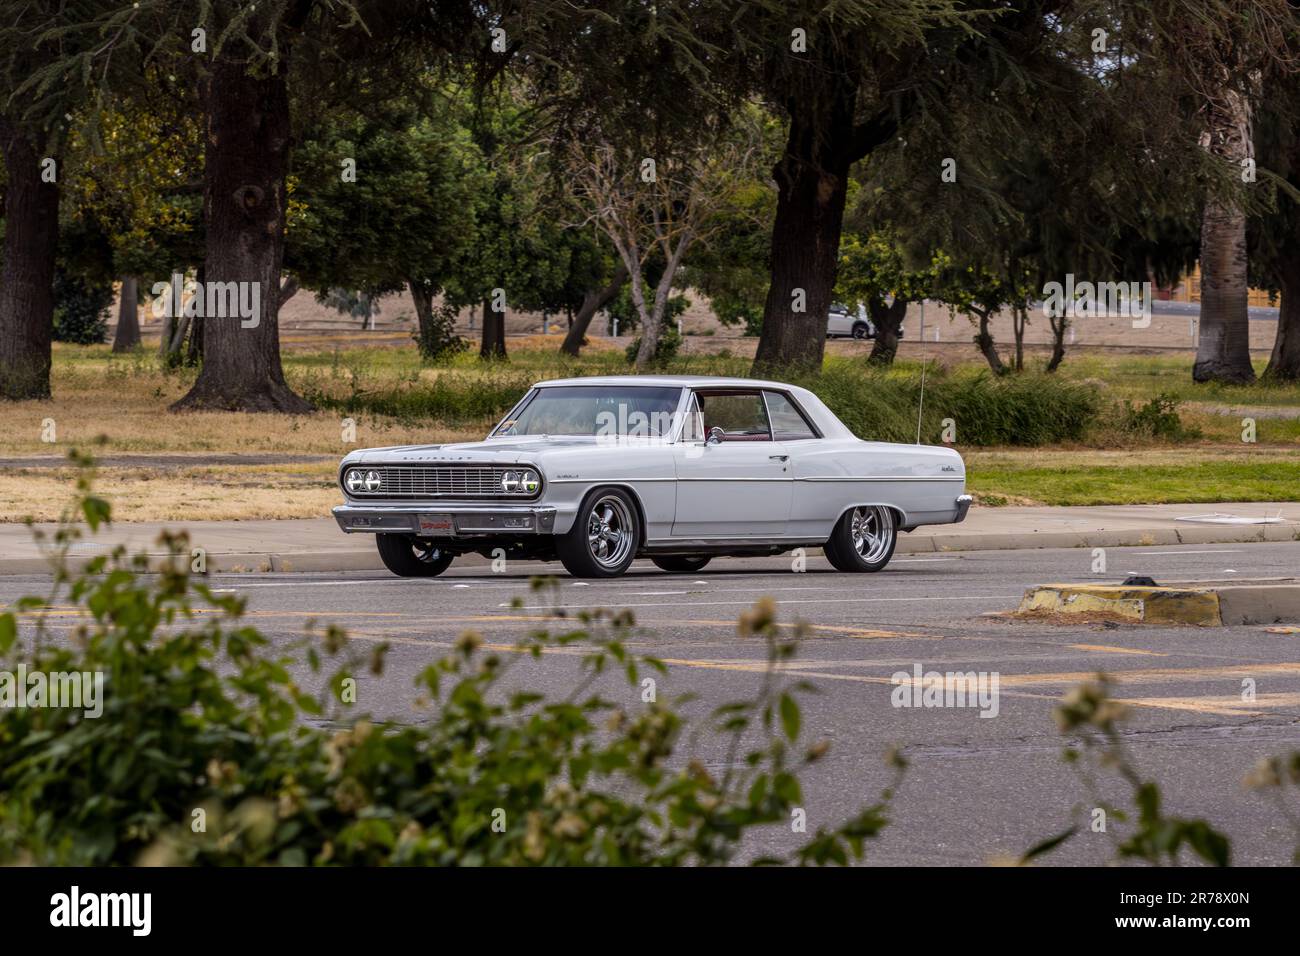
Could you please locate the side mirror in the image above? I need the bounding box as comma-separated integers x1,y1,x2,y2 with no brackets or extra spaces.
706,426,724,446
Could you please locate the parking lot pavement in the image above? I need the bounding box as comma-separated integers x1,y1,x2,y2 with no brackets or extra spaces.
1,500,1296,573
6,540,1300,865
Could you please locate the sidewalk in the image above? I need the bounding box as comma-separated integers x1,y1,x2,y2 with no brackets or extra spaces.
0,502,1296,575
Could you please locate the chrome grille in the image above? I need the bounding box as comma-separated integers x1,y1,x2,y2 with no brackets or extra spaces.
349,465,533,499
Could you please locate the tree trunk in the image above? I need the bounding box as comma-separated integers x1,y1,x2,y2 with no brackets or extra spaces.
0,118,58,400
1046,313,1068,372
973,310,1007,375
867,297,908,365
184,266,205,367
409,280,436,342
1264,261,1300,381
278,275,300,309
480,297,507,359
1193,87,1256,384
1012,306,1026,372
171,56,311,412
752,108,852,374
561,260,628,357
634,234,692,369
112,276,141,352
629,263,658,369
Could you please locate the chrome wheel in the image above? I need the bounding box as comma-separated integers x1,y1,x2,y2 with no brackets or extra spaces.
412,540,445,564
586,495,635,570
850,506,893,564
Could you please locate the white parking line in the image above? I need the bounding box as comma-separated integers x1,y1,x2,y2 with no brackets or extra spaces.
1134,549,1243,556
503,594,1020,610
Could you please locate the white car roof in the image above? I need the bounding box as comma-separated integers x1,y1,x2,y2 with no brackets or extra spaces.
534,374,793,389
530,375,855,439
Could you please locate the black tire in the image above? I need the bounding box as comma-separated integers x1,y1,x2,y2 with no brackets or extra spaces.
851,322,871,340
651,555,712,574
823,505,897,572
376,534,455,577
557,487,641,578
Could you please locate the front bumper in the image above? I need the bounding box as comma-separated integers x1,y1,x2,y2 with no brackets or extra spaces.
333,502,558,536
953,494,974,523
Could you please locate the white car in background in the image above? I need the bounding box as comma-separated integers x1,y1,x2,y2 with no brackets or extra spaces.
826,302,906,340
826,303,871,339
333,376,970,579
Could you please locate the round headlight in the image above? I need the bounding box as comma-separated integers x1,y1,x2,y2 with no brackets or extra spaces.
363,470,381,492
501,471,520,493
520,470,540,494
345,469,365,493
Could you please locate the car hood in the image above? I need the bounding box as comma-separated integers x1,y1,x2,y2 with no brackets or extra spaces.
342,436,625,466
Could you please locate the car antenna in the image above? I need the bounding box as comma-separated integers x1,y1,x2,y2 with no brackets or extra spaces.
915,299,927,445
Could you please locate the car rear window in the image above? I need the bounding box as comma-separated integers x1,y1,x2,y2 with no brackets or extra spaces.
764,391,817,440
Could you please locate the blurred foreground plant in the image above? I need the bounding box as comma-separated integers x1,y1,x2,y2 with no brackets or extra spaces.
1023,677,1231,866
0,454,899,866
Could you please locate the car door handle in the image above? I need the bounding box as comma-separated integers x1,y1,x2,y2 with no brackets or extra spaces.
769,454,789,461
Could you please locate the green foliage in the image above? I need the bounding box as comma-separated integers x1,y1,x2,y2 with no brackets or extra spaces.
807,363,1102,446
624,325,683,367
306,369,537,425
289,102,481,301
413,303,469,364
1117,394,1201,441
834,232,939,310
607,285,691,334
52,269,111,344
1025,678,1232,866
0,471,898,866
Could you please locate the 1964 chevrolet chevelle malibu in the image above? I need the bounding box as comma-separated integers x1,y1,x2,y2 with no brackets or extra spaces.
333,375,971,578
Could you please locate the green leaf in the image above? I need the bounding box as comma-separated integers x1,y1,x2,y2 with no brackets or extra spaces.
778,692,800,741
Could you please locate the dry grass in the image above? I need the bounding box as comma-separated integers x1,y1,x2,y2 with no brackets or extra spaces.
0,463,342,522
0,348,481,458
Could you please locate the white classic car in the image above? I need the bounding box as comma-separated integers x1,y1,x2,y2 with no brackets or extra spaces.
333,375,971,578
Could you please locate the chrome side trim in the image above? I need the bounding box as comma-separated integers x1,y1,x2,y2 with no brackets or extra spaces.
548,477,676,483
644,537,825,549
796,475,965,482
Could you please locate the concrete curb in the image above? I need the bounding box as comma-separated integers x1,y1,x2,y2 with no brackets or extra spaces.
0,521,1294,576
903,522,1298,554
1019,578,1300,626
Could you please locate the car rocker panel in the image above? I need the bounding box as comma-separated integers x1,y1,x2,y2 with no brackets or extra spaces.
332,375,970,578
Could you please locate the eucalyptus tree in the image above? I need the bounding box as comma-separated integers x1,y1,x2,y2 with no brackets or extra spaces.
1248,34,1300,382
1115,0,1297,383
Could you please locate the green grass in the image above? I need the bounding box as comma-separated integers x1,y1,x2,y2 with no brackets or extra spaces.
1059,354,1300,407
970,459,1300,507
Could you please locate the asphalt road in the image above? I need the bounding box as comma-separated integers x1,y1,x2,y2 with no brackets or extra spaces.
6,540,1300,866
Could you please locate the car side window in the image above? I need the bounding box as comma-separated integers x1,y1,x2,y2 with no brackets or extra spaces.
763,391,817,441
695,391,772,441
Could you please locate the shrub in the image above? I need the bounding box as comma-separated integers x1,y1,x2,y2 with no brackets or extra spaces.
625,324,683,366
1117,393,1201,441
804,364,1102,446
413,303,468,363
0,465,900,866
53,270,112,344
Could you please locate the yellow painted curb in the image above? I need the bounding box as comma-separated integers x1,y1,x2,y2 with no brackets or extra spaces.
1019,584,1222,626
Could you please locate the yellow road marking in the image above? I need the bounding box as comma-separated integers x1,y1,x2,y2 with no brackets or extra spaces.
1121,692,1300,718
1067,644,1167,657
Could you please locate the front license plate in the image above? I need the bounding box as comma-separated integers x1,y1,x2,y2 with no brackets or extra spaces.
417,514,455,536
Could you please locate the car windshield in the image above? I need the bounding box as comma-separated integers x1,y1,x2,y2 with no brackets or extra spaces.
493,385,684,437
